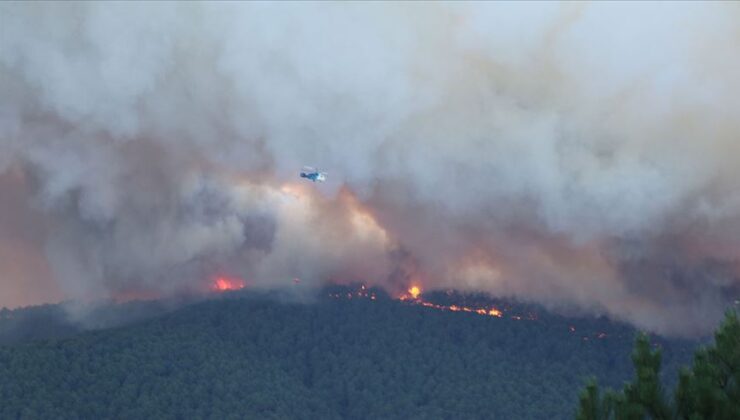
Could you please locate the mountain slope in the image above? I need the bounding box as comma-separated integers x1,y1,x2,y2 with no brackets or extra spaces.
0,290,696,419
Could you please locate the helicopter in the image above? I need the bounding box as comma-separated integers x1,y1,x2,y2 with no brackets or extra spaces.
299,166,327,182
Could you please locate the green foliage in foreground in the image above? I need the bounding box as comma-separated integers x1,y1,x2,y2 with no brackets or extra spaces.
576,311,739,420
0,293,695,419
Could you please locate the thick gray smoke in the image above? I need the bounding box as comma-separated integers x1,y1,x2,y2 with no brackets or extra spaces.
2,2,740,336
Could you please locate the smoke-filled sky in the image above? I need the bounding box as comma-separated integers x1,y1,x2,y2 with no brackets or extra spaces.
2,2,740,336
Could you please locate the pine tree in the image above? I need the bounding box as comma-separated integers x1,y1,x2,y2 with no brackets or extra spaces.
576,310,740,420
675,310,740,420
615,333,671,419
576,379,611,420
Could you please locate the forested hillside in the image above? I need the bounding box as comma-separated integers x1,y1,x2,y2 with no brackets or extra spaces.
0,299,178,346
0,288,697,419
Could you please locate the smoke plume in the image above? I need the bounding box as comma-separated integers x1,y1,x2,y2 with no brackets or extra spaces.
2,2,740,336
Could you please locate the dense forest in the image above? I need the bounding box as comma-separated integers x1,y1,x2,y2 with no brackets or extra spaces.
0,299,179,346
0,286,699,419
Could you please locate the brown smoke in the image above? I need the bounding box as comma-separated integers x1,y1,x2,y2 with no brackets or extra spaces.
1,2,740,336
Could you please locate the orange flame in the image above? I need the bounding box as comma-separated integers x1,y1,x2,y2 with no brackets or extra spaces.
394,284,506,318
211,276,246,292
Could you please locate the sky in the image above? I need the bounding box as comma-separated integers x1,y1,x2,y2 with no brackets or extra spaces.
1,1,740,336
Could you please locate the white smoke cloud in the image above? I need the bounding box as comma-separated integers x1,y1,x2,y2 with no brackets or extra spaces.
1,2,740,336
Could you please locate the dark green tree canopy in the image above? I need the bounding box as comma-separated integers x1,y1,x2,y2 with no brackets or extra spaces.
576,310,740,420
0,289,697,419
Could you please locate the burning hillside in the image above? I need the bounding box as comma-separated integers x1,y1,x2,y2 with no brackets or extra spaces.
211,276,246,292
0,287,700,420
323,283,622,342
329,284,532,322
398,285,505,319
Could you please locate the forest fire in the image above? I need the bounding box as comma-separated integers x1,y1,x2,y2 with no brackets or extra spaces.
328,284,378,300
399,286,504,318
211,276,246,292
324,284,615,341
337,285,611,340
